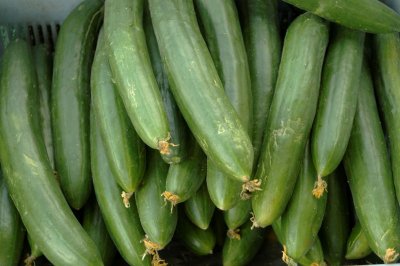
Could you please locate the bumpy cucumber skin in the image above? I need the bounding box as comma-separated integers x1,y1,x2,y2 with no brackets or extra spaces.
345,222,372,260
135,150,177,249
283,0,400,33
0,174,25,266
223,199,251,231
252,13,329,228
0,39,103,266
149,0,253,182
372,33,400,206
311,26,365,178
91,113,150,266
184,183,215,230
92,29,145,193
104,0,170,150
319,167,351,266
343,62,400,263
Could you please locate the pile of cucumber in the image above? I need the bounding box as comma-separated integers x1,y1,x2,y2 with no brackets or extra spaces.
2,0,400,265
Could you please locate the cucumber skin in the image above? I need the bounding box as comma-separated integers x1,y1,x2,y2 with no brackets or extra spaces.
91,113,150,266
343,62,400,263
0,174,25,266
149,0,253,182
104,0,170,150
184,183,215,230
252,12,329,228
223,199,251,231
135,150,177,249
372,33,400,206
282,0,400,33
0,39,103,266
311,26,365,178
345,222,372,260
51,0,103,210
91,29,145,193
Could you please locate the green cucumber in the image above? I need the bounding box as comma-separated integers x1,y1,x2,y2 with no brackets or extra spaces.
176,211,216,256
104,0,170,152
223,200,251,239
345,222,372,260
91,29,145,203
372,32,400,206
51,0,103,210
252,12,329,228
282,0,400,33
280,143,327,260
222,220,266,266
25,234,41,266
311,26,365,185
343,61,400,263
184,183,215,230
149,0,253,182
0,39,103,266
0,172,25,266
135,150,177,251
91,114,150,266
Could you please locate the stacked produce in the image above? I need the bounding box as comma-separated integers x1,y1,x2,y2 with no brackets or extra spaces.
2,0,400,265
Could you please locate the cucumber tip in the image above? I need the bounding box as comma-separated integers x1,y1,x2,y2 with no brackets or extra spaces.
24,254,37,266
312,175,327,199
227,228,241,240
161,191,179,213
250,212,260,230
121,191,133,208
384,248,399,263
240,179,262,199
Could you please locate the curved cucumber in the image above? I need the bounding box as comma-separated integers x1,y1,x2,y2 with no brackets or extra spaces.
104,0,170,151
223,199,251,233
311,26,365,179
92,29,146,196
282,0,400,33
345,222,372,260
343,61,400,263
149,0,253,182
184,183,215,230
0,39,103,266
91,114,150,266
252,13,329,228
51,0,103,210
135,149,177,250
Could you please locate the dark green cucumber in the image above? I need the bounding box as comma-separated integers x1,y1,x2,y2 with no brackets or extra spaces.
0,172,25,266
372,33,400,206
104,0,170,152
91,112,150,266
51,0,103,209
236,0,282,165
222,220,266,266
223,200,251,237
282,0,400,33
91,29,145,199
252,13,329,228
345,222,372,260
149,0,253,182
184,183,215,230
144,3,189,164
280,143,327,260
319,167,351,266
176,211,216,256
0,39,103,266
311,26,365,181
164,137,206,206
135,150,177,250
343,61,400,263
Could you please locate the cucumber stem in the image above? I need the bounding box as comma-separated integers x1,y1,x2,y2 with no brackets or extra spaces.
227,228,241,240
121,191,133,208
141,235,168,266
312,176,327,199
384,248,399,263
158,132,178,156
161,191,180,213
250,212,260,229
241,179,262,199
24,254,37,266
282,245,296,266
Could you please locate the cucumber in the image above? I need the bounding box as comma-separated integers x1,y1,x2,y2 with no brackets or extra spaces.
83,197,117,266
345,222,372,260
143,2,189,164
343,61,400,263
222,220,266,266
280,143,327,260
91,114,150,266
25,234,41,266
252,13,329,228
135,150,177,252
372,32,400,206
224,200,251,239
104,0,170,152
149,0,254,182
184,183,215,230
319,167,351,266
0,39,103,266
311,26,365,188
0,172,25,266
91,29,145,205
236,0,282,165
282,0,400,33
51,0,103,210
